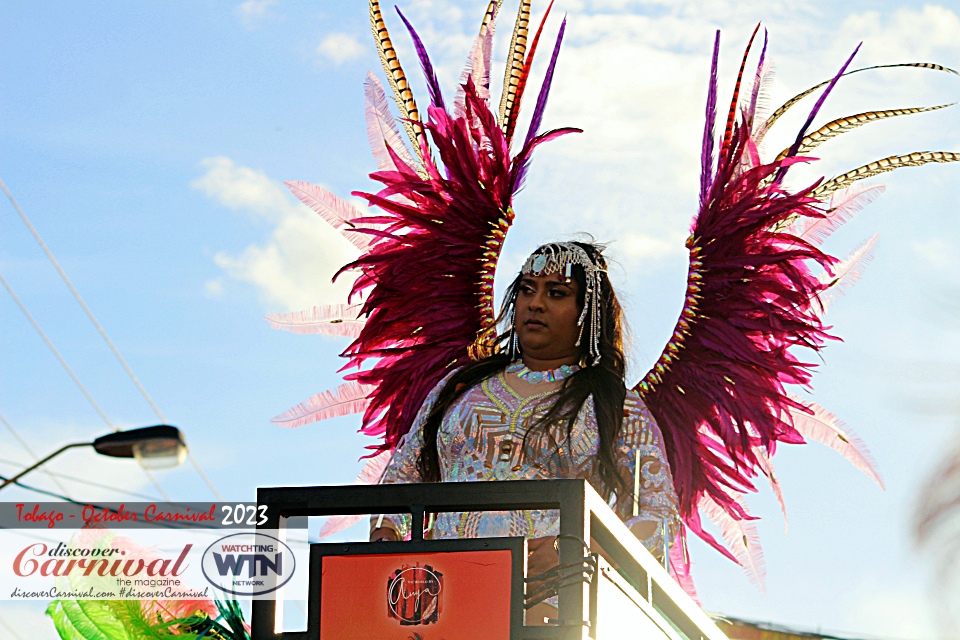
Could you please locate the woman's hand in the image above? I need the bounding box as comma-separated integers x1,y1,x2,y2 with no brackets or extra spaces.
526,536,559,578
370,527,399,542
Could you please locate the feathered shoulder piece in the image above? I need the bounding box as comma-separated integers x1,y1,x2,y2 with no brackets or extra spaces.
269,0,579,453
637,27,959,584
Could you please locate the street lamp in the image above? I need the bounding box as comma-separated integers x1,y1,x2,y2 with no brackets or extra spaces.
0,424,187,492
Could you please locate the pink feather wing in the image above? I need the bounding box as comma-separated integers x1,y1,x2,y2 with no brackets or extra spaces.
317,450,393,538
800,183,885,245
285,180,371,251
264,304,365,339
365,73,418,173
787,397,884,488
698,493,766,589
816,233,878,314
271,381,374,428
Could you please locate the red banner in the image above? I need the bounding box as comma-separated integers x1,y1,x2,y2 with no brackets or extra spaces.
320,550,513,640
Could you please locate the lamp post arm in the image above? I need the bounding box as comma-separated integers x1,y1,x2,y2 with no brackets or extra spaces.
0,442,91,492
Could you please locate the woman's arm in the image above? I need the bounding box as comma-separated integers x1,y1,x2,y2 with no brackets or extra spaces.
368,374,450,540
611,391,680,561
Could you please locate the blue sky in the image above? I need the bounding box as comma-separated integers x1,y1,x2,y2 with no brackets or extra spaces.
2,0,960,637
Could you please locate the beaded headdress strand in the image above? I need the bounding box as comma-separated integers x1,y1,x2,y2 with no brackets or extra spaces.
514,242,606,366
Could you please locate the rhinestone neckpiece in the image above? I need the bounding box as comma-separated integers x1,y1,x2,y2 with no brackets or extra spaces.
505,361,579,384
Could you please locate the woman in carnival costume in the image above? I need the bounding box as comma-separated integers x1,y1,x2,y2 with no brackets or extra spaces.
44,2,960,638
268,0,960,594
368,240,680,577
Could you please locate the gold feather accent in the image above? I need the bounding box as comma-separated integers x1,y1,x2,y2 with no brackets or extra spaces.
479,0,503,37
498,0,531,131
369,0,427,165
774,103,955,162
811,151,960,200
758,62,958,143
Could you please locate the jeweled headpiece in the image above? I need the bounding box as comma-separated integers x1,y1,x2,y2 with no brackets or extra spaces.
516,242,607,366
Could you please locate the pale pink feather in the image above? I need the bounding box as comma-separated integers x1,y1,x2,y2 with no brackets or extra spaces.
754,445,788,529
698,493,766,589
787,396,884,488
271,381,374,428
317,450,393,538
284,180,371,251
264,303,365,338
365,72,418,172
801,183,885,246
454,21,496,120
668,534,700,603
816,234,878,313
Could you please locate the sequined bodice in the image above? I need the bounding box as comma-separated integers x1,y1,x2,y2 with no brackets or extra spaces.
375,369,679,557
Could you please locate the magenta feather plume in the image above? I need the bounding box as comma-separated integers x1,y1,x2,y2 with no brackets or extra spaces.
638,30,852,571
396,8,446,111
521,16,567,152
700,31,721,207
668,532,699,603
699,493,766,589
340,71,572,450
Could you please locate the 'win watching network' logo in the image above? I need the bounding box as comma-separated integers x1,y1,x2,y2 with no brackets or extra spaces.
201,533,295,596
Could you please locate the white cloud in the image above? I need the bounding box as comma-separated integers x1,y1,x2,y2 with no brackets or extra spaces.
204,278,225,298
839,5,960,64
193,156,358,311
234,0,278,29
191,156,290,223
317,33,365,66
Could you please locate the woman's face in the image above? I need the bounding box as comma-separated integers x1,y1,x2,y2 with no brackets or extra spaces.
514,271,582,364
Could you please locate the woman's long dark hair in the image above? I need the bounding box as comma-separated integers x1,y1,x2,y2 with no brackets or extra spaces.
416,242,629,497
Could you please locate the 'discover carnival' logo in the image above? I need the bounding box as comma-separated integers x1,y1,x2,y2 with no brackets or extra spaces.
387,564,443,626
201,533,294,597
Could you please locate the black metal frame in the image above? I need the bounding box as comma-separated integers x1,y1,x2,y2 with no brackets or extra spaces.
253,479,724,640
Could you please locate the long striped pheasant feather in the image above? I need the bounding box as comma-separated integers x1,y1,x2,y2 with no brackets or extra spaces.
720,24,760,156
504,1,555,146
369,0,427,164
775,103,955,162
812,151,960,199
498,0,531,132
757,62,958,143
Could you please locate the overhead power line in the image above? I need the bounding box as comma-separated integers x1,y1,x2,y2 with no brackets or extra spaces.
0,178,164,419
0,272,171,500
1,176,223,501
0,274,115,428
0,454,162,501
0,411,74,499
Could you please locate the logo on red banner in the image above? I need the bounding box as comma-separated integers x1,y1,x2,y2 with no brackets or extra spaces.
386,564,443,626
